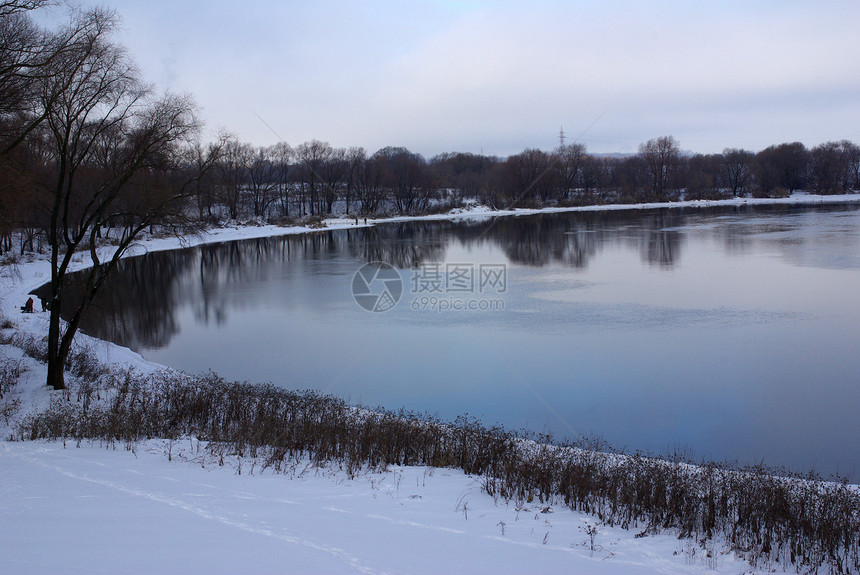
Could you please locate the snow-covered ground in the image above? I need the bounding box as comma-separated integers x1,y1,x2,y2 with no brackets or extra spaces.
3,196,855,574
0,437,768,575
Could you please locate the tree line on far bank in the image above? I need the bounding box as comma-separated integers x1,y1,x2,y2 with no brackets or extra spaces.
3,2,860,247
1,0,859,389
11,128,859,248
173,135,860,227
6,129,860,255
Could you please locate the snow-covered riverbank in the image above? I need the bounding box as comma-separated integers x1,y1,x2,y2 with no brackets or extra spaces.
3,196,856,574
0,348,785,575
0,434,767,575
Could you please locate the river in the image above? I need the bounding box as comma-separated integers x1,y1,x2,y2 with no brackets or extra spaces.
53,204,860,477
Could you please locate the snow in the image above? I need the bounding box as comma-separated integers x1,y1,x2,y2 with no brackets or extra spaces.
3,195,854,574
0,440,772,574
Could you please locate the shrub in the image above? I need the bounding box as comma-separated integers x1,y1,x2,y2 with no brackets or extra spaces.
4,332,48,362
0,353,24,399
20,365,860,574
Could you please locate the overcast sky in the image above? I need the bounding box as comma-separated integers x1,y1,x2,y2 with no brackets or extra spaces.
74,0,860,158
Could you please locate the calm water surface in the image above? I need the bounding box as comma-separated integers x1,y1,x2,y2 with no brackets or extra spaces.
60,205,860,477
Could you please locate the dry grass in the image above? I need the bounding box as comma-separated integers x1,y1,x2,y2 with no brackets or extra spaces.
13,362,859,574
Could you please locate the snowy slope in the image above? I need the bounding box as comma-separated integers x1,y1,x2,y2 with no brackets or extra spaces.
0,439,775,575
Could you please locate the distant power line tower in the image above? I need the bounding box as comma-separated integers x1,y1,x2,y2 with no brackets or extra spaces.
559,126,566,149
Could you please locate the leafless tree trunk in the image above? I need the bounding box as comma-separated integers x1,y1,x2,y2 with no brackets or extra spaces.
355,152,385,215
321,146,346,214
215,137,249,219
247,145,278,219
838,140,860,192
343,146,365,215
40,8,203,389
502,148,555,207
296,140,332,217
556,142,586,201
720,148,753,197
270,141,292,218
639,136,681,201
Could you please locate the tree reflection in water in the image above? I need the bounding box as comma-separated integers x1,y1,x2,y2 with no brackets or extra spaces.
44,204,853,351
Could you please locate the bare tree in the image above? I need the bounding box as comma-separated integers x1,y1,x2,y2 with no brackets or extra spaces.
247,145,278,219
343,146,365,216
688,153,727,200
502,148,555,207
215,136,250,219
720,148,754,197
1,2,112,248
809,141,843,195
40,8,202,389
429,151,498,205
838,140,860,192
0,2,44,151
556,142,586,202
296,139,332,216
578,154,605,200
377,146,434,214
639,135,681,201
190,132,229,222
0,134,43,253
320,146,346,214
0,2,116,156
754,142,808,197
355,151,386,215
269,141,292,218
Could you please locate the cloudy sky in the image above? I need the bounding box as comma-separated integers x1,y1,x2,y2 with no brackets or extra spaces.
75,0,860,157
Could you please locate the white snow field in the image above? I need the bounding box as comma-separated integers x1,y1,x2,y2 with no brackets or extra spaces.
4,196,856,574
1,437,774,575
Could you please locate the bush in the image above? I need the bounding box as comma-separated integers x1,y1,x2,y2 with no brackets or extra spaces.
3,332,48,362
302,215,327,229
65,345,108,383
0,352,26,424
20,366,860,574
0,353,24,399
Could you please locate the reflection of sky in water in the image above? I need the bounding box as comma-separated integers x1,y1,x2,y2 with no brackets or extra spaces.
73,205,860,478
